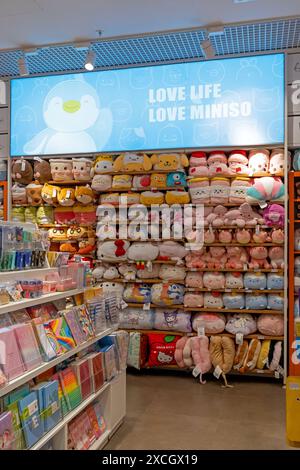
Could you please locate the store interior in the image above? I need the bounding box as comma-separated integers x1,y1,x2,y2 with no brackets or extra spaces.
0,0,299,451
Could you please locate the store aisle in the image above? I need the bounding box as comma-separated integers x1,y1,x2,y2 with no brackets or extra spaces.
106,372,289,450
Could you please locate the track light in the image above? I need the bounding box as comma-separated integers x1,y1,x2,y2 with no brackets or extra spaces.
84,49,96,71
18,55,28,76
200,39,215,59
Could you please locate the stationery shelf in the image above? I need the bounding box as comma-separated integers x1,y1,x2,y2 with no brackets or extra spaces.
0,267,57,281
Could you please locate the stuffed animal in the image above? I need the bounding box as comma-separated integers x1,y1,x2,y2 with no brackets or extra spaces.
91,174,112,192
24,207,37,224
74,203,97,224
269,149,284,176
99,281,124,300
268,341,283,372
263,204,284,227
66,226,87,240
159,265,186,282
36,206,54,225
245,293,268,309
158,241,187,261
154,309,192,333
12,159,33,185
188,177,210,204
49,159,74,182
151,283,185,306
235,228,251,244
210,177,230,204
112,175,133,190
268,246,284,269
255,339,270,369
97,240,130,262
72,158,92,181
209,336,235,379
165,190,190,204
228,150,249,175
192,313,226,334
223,208,246,228
120,193,141,205
229,177,251,204
12,207,25,222
150,173,167,188
113,153,152,172
239,203,264,226
123,283,152,303
225,272,244,289
225,313,257,335
248,149,270,175
60,242,77,253
184,293,204,307
166,172,187,187
175,336,190,368
243,272,267,290
48,227,67,240
191,336,212,384
119,308,155,330
190,151,207,168
226,247,248,269
204,291,223,309
248,246,270,269
102,266,119,280
57,187,76,206
234,341,249,371
203,272,225,289
33,159,52,183
12,183,27,205
185,248,207,269
185,272,203,288
271,228,284,245
246,177,285,207
267,272,284,289
151,153,189,171
136,263,160,279
140,191,165,205
239,339,261,373
218,230,232,244
252,228,271,244
267,294,284,310
293,149,300,170
132,175,151,189
118,263,137,281
207,247,227,269
127,242,159,267
204,229,216,244
91,155,114,175
41,183,61,205
206,205,227,227
54,206,75,224
148,333,181,367
75,185,94,205
207,151,229,176
223,292,245,309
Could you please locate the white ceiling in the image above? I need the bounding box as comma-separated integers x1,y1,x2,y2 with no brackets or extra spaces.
0,0,299,50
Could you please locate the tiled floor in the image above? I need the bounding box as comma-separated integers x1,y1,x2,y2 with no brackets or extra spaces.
106,370,291,450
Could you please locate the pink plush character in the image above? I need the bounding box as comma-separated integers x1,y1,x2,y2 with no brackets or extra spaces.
190,151,207,167
218,230,232,244
210,177,230,204
225,272,244,289
228,150,249,175
207,247,227,269
224,209,245,228
252,229,271,244
190,336,212,384
235,228,251,244
185,272,203,288
268,246,284,269
248,149,270,175
207,151,229,176
206,205,227,228
175,336,189,368
248,247,271,269
239,203,264,227
203,272,225,289
186,248,207,269
229,177,251,204
269,149,284,176
204,229,216,244
184,293,204,307
263,204,284,228
226,247,248,269
188,177,210,204
271,228,284,244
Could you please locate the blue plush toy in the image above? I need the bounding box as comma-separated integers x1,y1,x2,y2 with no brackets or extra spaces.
293,149,300,171
267,294,284,310
223,293,245,310
166,171,187,187
267,273,284,290
245,293,268,309
244,272,267,290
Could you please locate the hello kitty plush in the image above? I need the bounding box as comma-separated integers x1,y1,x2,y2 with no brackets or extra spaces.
248,246,270,269
268,246,284,269
226,247,248,269
248,149,270,175
267,294,284,311
203,272,225,290
243,272,267,290
207,151,229,176
269,149,284,176
225,272,244,289
204,292,223,309
207,247,227,269
245,293,268,309
185,272,203,288
118,263,137,281
223,293,245,309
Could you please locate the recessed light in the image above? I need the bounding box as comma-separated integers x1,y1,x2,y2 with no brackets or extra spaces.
233,0,256,3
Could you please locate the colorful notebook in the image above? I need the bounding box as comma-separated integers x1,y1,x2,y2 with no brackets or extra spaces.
74,305,95,340
48,317,76,353
6,401,25,450
100,345,117,382
72,359,92,401
31,320,57,361
63,309,86,345
0,411,14,450
10,309,31,325
59,368,82,411
87,352,104,392
31,383,46,435
2,384,30,410
0,314,13,328
18,391,43,448
42,381,61,432
0,327,25,380
13,324,42,371
43,322,64,356
51,373,69,417
93,402,106,434
86,404,101,439
80,410,96,447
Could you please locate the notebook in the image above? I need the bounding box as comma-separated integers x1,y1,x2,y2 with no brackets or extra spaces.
0,327,25,380
18,391,43,448
0,314,13,328
48,317,76,353
72,359,92,401
86,404,101,439
87,352,104,392
31,382,46,435
2,384,30,410
31,320,57,362
13,324,42,371
63,309,86,345
43,322,64,356
80,410,96,447
51,373,69,417
93,402,106,434
0,411,14,450
6,401,25,450
42,381,61,432
59,368,82,411
74,305,95,340
10,310,31,325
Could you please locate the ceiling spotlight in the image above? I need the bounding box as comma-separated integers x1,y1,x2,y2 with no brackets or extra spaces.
18,55,28,76
200,39,215,59
84,49,96,71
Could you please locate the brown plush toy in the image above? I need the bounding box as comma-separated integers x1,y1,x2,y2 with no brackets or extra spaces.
34,159,52,184
26,183,43,206
12,159,33,185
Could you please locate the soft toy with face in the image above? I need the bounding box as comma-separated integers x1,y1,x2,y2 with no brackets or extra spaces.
225,272,244,289
36,206,54,225
267,272,284,289
41,183,61,205
12,183,27,205
248,149,270,175
123,283,152,303
150,173,167,188
155,309,192,333
267,294,284,311
269,149,284,176
91,155,114,175
75,185,94,205
223,293,245,309
203,272,225,290
67,226,86,240
185,272,203,288
113,153,152,172
192,313,226,334
112,174,132,190
127,242,159,262
151,283,185,306
26,183,43,206
12,159,33,185
159,264,186,282
72,158,93,181
225,313,257,335
50,159,74,182
91,174,112,192
151,153,189,171
245,293,268,309
33,159,52,183
48,227,67,240
204,292,223,309
118,263,137,281
99,281,124,299
57,187,76,206
243,272,267,290
132,174,151,189
166,172,187,187
158,241,187,261
97,240,130,262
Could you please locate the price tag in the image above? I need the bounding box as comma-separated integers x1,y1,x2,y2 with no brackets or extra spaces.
274,371,280,379
257,335,265,340
192,366,201,378
31,415,39,429
255,225,260,234
21,160,26,171
277,365,284,376
66,190,71,198
53,189,57,197
120,300,128,310
197,327,205,337
27,400,38,417
213,365,222,379
225,289,231,293
51,401,59,414
143,303,151,310
235,333,243,345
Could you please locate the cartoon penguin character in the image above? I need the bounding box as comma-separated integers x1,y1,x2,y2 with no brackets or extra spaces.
24,76,112,155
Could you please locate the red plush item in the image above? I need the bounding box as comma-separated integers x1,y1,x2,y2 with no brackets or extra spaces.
147,333,181,367
115,240,126,257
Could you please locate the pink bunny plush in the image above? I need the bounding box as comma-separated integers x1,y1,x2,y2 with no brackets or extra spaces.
239,203,264,226
207,247,227,269
223,208,245,228
268,246,284,269
226,247,248,269
248,246,271,269
206,205,227,228
190,336,212,384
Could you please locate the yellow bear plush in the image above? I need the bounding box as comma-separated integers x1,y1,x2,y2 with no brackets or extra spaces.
91,155,114,176
58,188,76,207
150,174,167,188
165,190,190,204
113,153,152,172
151,153,189,171
41,183,61,205
112,174,133,190
75,185,94,205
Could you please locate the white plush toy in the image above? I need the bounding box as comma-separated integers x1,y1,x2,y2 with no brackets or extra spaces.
159,264,186,282
118,263,137,281
127,242,159,262
97,240,130,262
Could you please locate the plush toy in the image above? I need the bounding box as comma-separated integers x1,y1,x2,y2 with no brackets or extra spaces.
91,155,114,175
252,228,271,244
76,237,95,255
239,339,261,373
248,246,270,269
166,172,187,188
72,158,92,181
158,241,187,261
207,151,229,176
267,272,284,289
91,174,112,192
41,183,61,205
123,283,152,303
228,150,249,175
48,227,67,240
223,208,246,228
24,207,37,224
229,177,251,204
209,336,235,382
184,293,204,307
74,204,96,224
12,183,27,205
119,308,155,330
185,249,207,269
263,204,284,227
204,291,224,309
246,177,284,207
33,159,52,183
66,226,86,240
12,207,25,222
60,242,77,253
293,149,300,170
120,193,141,205
12,159,33,185
154,309,192,333
159,265,186,282
151,153,188,171
225,272,244,289
175,336,190,368
140,191,164,205
245,293,268,309
54,206,75,224
127,242,159,267
248,149,270,175
234,340,249,371
269,149,284,176
239,203,264,226
148,333,181,367
268,246,284,269
136,263,160,279
185,272,203,288
192,313,226,334
36,206,54,225
57,187,76,206
150,173,167,188
165,190,190,204
268,341,283,371
218,230,232,244
210,177,230,204
203,272,225,289
226,247,248,269
113,153,151,172
243,272,267,290
112,174,133,190
118,263,137,281
191,336,212,384
258,315,284,337
225,313,257,335
207,247,227,269
255,339,270,369
49,159,74,182
75,185,94,205
189,151,207,167
97,240,130,262
235,228,251,244
267,293,284,310
271,228,284,245
188,177,210,204
204,229,216,244
99,281,124,299
223,292,245,309
132,175,151,189
151,283,185,306
206,205,227,227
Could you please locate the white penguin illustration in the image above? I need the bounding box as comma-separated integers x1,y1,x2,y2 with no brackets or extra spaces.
24,75,112,155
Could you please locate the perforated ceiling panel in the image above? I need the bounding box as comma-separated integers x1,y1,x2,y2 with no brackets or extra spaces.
0,18,299,78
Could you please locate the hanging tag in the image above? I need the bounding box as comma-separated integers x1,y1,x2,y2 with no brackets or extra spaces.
225,288,231,293
259,201,268,209
277,365,284,376
213,365,222,379
21,159,26,172
51,401,59,414
34,156,43,162
209,225,214,234
192,366,201,378
235,333,243,345
274,371,280,379
53,189,57,197
120,300,128,310
143,303,151,310
66,190,71,198
197,326,205,337
243,264,247,270
146,261,152,270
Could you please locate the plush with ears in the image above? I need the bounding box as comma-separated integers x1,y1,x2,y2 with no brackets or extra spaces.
154,309,192,333
203,272,225,289
50,159,74,182
167,172,187,187
257,314,284,336
102,265,119,280
26,182,43,206
119,308,155,330
225,272,244,289
236,228,251,244
185,248,207,269
225,313,257,335
207,247,227,270
75,185,94,205
228,150,249,175
226,246,248,269
268,246,284,269
123,283,152,303
248,149,270,175
33,159,52,183
269,149,284,175
207,151,229,176
12,183,27,205
58,187,76,206
218,230,232,244
239,203,264,226
151,283,185,306
12,159,33,185
150,173,167,188
97,240,130,261
192,313,226,334
41,183,61,205
223,208,246,228
209,336,235,376
151,153,189,171
206,205,227,227
191,336,212,384
113,153,152,172
91,155,114,175
118,263,137,281
184,293,204,307
240,339,261,373
248,246,270,269
204,291,224,308
72,158,92,182
252,229,271,244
